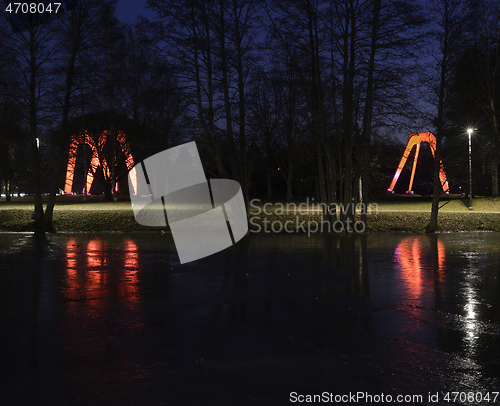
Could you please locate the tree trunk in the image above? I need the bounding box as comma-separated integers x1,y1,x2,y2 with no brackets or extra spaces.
359,0,380,227
29,22,45,232
44,36,79,228
426,135,442,233
6,180,11,202
325,147,336,205
341,0,356,225
267,170,273,198
219,0,238,179
491,158,499,197
286,161,294,202
234,0,248,203
44,1,92,227
192,2,227,177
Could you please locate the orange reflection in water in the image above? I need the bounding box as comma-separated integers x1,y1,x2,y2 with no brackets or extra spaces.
66,237,78,273
123,239,139,269
87,239,106,268
120,239,140,302
64,238,141,302
394,237,445,300
62,237,146,388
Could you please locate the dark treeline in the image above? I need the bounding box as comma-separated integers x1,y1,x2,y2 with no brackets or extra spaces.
0,0,498,232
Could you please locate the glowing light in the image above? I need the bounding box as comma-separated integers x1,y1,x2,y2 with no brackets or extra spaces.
64,130,137,195
388,132,449,194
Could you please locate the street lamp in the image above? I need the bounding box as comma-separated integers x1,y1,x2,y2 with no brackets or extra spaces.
467,128,473,210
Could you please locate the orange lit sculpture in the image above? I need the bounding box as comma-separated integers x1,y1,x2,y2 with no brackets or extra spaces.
388,132,449,194
64,130,137,195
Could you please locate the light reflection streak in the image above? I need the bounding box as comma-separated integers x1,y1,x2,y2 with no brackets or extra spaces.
64,238,141,302
66,237,78,273
61,237,146,385
395,237,481,359
87,239,105,268
463,273,480,354
121,239,140,302
65,238,80,299
394,237,445,302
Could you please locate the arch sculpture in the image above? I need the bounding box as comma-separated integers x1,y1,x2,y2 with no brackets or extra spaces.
64,130,137,195
388,132,449,194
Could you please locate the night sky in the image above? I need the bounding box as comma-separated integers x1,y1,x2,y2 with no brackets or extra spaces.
115,0,154,23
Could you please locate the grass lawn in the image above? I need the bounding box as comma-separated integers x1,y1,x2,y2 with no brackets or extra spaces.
375,195,500,212
0,194,499,233
0,195,154,232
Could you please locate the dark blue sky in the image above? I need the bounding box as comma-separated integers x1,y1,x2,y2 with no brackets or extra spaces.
115,0,154,23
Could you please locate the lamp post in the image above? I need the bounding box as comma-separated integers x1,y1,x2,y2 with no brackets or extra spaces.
467,128,473,210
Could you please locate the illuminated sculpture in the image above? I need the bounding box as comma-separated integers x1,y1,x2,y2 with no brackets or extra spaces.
64,130,137,195
388,132,449,194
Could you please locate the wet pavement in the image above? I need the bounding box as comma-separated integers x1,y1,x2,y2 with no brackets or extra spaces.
1,232,500,405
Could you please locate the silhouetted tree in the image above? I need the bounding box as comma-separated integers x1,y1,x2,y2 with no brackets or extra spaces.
2,9,57,230
427,0,474,233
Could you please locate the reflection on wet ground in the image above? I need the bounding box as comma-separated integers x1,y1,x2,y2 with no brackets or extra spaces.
1,232,500,405
64,237,140,302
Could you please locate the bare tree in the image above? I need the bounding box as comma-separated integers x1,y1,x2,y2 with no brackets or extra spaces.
122,28,188,157
427,0,473,233
354,0,426,224
247,69,282,198
266,0,332,209
146,0,228,176
0,23,25,201
2,10,56,230
470,0,500,196
44,0,115,225
146,0,258,203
